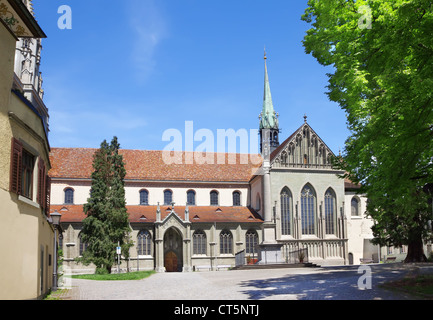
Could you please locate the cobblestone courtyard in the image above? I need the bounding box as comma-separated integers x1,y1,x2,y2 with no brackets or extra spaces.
54,263,433,301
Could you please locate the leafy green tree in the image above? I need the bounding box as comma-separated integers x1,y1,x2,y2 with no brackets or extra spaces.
78,137,133,273
302,0,433,262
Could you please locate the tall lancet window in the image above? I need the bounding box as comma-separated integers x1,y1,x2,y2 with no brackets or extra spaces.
220,230,233,254
301,184,316,235
280,187,292,236
245,230,258,256
193,230,206,255
137,230,152,256
324,188,337,235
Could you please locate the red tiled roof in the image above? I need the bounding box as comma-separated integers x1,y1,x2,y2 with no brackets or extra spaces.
51,205,264,224
344,178,361,190
49,148,263,182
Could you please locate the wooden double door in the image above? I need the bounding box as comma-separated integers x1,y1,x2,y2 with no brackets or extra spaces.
164,228,183,272
164,251,178,272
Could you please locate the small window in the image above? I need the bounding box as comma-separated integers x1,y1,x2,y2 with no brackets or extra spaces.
140,189,149,205
187,190,196,206
351,197,360,216
64,188,74,204
210,191,219,206
21,149,35,199
233,191,241,206
164,190,173,205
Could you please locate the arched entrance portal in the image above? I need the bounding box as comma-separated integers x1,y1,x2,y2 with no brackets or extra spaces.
164,227,183,272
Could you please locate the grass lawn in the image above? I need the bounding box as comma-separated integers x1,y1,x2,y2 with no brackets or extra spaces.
44,271,155,300
382,275,433,299
70,270,155,281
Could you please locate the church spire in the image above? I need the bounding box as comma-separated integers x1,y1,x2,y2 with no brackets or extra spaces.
260,48,278,130
259,49,280,155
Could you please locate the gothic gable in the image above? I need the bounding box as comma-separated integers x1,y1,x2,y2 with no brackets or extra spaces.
271,122,335,169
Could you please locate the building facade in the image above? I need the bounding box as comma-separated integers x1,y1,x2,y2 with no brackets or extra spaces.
0,0,56,299
50,150,264,273
49,53,378,273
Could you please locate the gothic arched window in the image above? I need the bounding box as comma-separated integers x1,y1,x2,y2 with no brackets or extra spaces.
324,188,337,235
140,189,149,205
301,184,316,235
220,230,233,254
137,230,152,256
245,230,258,256
193,230,206,255
187,190,196,206
280,187,292,236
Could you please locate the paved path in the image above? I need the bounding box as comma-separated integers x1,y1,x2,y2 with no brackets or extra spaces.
62,263,432,301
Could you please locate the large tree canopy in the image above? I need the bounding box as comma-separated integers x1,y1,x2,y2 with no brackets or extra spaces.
302,0,433,261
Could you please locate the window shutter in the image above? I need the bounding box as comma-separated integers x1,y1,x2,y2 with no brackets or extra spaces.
37,158,46,206
9,138,23,194
45,175,51,215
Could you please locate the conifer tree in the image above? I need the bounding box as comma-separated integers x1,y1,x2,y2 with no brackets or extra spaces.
78,137,133,273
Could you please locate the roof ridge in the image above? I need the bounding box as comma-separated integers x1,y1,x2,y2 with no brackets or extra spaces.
51,147,262,157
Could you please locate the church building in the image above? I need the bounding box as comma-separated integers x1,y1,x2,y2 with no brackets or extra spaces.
49,53,374,273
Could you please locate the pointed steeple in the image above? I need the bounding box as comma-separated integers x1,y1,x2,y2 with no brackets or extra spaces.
259,49,280,155
260,49,278,130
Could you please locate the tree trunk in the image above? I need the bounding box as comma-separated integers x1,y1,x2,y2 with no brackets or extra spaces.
404,238,427,263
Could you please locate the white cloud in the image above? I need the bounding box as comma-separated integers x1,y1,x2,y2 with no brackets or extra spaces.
127,0,168,83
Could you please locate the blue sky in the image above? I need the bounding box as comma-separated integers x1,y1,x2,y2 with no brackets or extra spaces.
34,0,350,154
